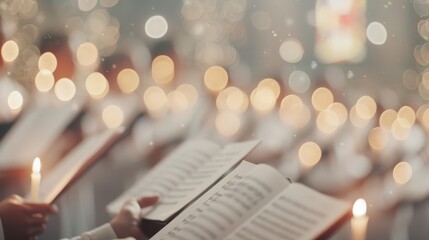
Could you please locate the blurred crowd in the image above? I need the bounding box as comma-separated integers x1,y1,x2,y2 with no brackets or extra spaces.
0,0,428,239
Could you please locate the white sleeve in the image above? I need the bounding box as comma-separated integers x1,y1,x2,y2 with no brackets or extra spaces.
60,223,118,240
0,217,4,240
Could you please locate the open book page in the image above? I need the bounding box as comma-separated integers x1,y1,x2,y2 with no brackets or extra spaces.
29,128,124,204
151,162,290,240
109,139,260,221
0,103,81,170
225,183,351,240
107,140,221,215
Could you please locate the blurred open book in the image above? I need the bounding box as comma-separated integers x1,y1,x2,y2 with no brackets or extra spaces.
0,103,82,171
107,139,261,221
27,127,125,203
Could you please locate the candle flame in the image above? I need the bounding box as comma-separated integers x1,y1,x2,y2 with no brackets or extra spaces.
353,198,367,217
32,157,41,173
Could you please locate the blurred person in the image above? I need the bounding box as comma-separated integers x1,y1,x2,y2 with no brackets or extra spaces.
0,194,158,240
38,32,75,81
0,21,28,126
0,194,58,240
80,52,141,137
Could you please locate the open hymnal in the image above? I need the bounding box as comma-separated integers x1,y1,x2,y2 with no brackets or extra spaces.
107,139,261,221
0,103,82,170
27,127,124,203
151,161,351,240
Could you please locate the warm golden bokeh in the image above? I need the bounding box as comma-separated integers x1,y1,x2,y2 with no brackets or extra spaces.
76,42,98,66
279,94,311,128
54,78,76,101
215,111,240,136
85,72,109,99
152,55,174,85
397,105,415,128
311,87,334,112
35,70,55,92
102,105,124,129
258,78,280,98
143,86,169,117
393,161,413,185
379,109,397,129
355,96,377,120
1,40,19,62
217,87,249,113
250,86,277,113
368,127,388,151
117,68,140,93
204,65,228,92
316,108,340,134
38,52,57,72
299,141,322,167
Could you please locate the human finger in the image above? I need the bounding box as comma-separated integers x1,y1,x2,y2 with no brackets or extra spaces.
26,203,58,214
27,214,48,226
137,195,159,208
27,224,46,236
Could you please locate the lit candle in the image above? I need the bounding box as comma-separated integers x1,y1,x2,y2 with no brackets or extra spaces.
351,198,369,240
31,157,41,202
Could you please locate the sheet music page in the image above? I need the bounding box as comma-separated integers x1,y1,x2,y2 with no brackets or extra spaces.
0,103,81,169
107,140,221,215
29,128,123,203
108,140,260,221
225,183,350,240
151,162,289,240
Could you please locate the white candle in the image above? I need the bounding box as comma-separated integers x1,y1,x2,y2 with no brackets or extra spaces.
351,198,369,240
31,157,41,202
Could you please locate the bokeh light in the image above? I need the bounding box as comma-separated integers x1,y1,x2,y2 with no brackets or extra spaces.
76,42,98,66
393,161,413,185
317,108,340,134
397,106,416,128
279,39,304,63
35,70,55,92
54,78,76,101
1,40,19,62
145,15,168,39
78,0,97,12
217,87,249,113
379,109,397,129
289,70,311,93
85,72,109,99
299,141,322,167
204,66,229,92
7,91,23,111
367,22,387,45
279,94,311,128
250,86,277,113
215,111,241,136
117,68,140,94
38,52,57,72
102,105,124,129
152,55,175,85
355,96,377,120
311,87,334,112
368,127,388,151
143,86,169,117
